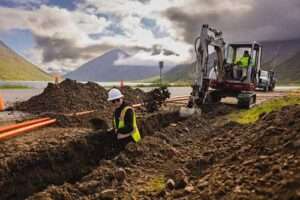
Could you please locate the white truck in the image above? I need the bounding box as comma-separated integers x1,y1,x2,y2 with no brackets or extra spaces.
257,70,276,91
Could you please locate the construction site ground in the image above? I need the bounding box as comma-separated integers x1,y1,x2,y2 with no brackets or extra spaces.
0,82,300,200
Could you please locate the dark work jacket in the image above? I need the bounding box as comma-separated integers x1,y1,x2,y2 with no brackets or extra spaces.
113,102,134,135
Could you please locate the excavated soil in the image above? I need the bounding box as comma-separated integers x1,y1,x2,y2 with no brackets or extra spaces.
3,80,300,200
16,79,109,114
14,79,170,127
121,86,146,105
15,79,147,115
23,104,300,200
143,86,170,112
0,110,183,200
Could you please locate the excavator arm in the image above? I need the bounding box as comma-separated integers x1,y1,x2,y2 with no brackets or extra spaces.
188,24,226,108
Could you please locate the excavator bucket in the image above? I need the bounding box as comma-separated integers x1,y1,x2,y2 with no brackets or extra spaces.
179,106,201,118
178,96,202,118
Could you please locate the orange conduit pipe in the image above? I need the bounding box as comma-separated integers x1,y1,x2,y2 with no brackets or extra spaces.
0,95,4,111
0,117,51,133
0,119,57,142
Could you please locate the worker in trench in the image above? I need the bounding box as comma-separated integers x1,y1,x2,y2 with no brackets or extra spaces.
107,88,141,146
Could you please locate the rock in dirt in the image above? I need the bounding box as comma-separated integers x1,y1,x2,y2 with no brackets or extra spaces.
166,179,176,190
173,168,188,189
292,139,300,149
100,189,116,199
184,185,195,193
114,168,127,183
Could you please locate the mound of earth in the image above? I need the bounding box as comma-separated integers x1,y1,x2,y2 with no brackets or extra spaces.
26,104,300,200
16,79,148,115
121,86,145,105
186,105,300,200
14,79,151,127
16,79,109,114
0,110,184,200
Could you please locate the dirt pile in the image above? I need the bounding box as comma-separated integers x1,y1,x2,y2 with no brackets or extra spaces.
14,79,150,127
143,86,170,112
121,86,146,105
0,110,183,200
16,80,148,115
16,79,109,114
201,103,237,118
186,105,300,200
26,105,300,200
25,115,210,200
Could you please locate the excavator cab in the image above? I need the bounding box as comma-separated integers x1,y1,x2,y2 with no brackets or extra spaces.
225,42,262,84
209,42,262,108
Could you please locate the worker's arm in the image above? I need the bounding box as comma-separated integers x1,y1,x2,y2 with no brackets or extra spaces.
117,108,134,136
234,57,242,65
108,113,116,134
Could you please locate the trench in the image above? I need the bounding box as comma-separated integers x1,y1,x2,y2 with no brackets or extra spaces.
0,111,182,200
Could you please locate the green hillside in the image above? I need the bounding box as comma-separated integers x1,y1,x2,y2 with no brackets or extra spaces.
0,41,52,81
273,51,300,84
163,63,194,83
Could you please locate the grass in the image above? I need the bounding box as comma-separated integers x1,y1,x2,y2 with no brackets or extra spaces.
230,95,300,124
142,175,166,194
0,85,31,89
0,44,52,81
138,75,193,87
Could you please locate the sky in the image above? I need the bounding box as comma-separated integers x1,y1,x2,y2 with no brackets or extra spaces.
0,0,299,73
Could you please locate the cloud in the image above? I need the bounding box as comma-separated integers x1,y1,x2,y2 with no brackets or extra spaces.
1,0,49,9
163,0,300,43
114,49,185,67
0,5,111,67
1,0,299,73
0,2,190,71
34,35,114,63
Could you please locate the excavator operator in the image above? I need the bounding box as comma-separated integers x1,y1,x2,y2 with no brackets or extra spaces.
234,50,251,81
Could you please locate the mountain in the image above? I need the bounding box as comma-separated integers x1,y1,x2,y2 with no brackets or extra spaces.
273,51,300,84
163,63,194,83
0,40,51,81
164,39,300,83
65,49,173,82
163,53,216,83
261,38,300,68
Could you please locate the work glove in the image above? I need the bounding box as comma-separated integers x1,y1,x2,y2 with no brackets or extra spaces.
117,133,131,140
106,128,116,134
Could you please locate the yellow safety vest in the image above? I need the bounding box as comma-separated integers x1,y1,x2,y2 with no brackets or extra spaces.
113,106,141,143
236,56,250,68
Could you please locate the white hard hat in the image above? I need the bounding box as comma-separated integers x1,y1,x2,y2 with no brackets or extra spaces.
107,88,124,101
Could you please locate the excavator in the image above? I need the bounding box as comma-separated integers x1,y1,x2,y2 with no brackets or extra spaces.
187,24,262,110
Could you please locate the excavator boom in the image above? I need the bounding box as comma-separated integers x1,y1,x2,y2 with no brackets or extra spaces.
188,24,225,108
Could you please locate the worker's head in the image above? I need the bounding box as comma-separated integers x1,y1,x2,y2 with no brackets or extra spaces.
244,50,250,56
107,88,124,107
